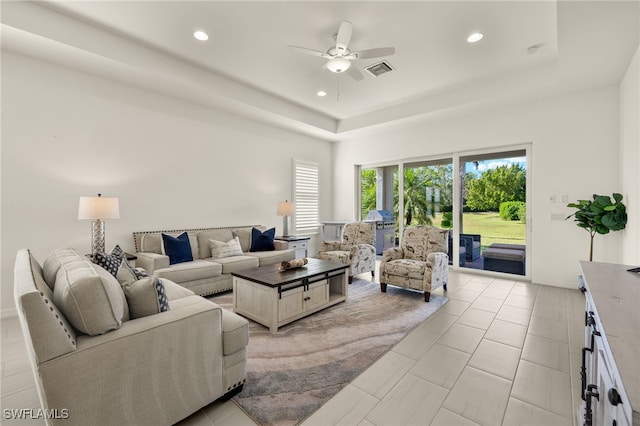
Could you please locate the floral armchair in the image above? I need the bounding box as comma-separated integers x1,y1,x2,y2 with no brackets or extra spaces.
317,222,376,283
379,225,449,302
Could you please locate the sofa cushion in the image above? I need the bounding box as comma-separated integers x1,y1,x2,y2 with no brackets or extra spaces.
221,309,249,356
194,229,232,259
210,237,243,259
162,232,194,265
42,248,85,290
141,232,199,259
155,260,222,283
317,250,350,264
383,259,427,279
247,249,295,266
232,228,252,253
250,227,275,252
211,256,259,274
53,259,128,336
122,276,170,319
162,279,195,300
482,247,525,261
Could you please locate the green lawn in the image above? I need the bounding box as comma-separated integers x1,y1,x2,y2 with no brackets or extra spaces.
433,212,526,251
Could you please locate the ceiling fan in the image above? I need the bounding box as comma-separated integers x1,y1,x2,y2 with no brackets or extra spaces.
288,21,395,81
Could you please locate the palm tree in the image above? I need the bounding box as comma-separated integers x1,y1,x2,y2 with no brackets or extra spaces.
360,168,377,219
394,168,432,226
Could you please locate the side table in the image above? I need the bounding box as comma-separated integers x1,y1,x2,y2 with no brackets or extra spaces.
275,236,310,259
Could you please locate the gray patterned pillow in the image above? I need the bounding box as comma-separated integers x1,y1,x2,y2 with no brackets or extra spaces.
122,276,170,319
209,236,243,259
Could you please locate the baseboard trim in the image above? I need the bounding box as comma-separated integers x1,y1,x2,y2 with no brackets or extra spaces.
1,307,18,319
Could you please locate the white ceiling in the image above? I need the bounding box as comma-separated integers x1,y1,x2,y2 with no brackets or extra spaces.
2,1,639,140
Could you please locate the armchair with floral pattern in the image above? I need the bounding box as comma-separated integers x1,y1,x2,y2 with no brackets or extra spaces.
379,225,449,302
317,222,376,283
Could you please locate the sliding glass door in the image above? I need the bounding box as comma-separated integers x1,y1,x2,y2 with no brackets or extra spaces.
358,146,529,277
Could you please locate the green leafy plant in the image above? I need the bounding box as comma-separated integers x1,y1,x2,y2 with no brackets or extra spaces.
440,211,453,228
566,193,627,261
499,201,526,221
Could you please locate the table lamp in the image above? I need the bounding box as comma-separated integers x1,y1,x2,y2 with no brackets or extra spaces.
78,194,120,256
277,200,295,237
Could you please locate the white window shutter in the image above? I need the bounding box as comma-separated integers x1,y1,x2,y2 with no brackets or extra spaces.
293,160,319,234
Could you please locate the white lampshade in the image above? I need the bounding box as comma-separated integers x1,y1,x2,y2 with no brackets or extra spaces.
277,201,295,216
78,195,120,220
326,57,351,73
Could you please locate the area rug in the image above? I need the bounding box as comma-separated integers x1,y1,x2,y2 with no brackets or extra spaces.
208,278,448,426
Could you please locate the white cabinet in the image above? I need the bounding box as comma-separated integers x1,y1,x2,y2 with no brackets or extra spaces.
578,262,639,426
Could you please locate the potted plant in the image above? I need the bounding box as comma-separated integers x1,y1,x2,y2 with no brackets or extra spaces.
566,193,627,261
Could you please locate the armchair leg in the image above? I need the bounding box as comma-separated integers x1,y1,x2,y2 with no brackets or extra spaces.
380,283,387,293
443,283,448,291
348,276,353,284
371,271,375,277
424,291,431,302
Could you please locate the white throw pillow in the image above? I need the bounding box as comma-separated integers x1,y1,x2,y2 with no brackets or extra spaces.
209,236,244,259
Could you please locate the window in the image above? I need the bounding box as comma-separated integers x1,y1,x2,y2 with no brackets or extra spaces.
293,160,319,234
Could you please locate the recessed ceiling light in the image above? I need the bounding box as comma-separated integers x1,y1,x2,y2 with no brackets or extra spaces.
467,32,484,43
317,90,327,97
193,31,209,41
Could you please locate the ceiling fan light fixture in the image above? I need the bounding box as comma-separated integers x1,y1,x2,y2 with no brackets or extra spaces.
326,57,351,73
467,32,484,43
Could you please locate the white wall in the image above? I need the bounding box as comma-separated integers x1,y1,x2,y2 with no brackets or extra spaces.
1,51,333,315
333,86,622,288
620,45,640,266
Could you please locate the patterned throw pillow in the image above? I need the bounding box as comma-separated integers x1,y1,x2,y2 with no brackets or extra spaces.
209,236,244,259
94,252,123,277
110,244,126,260
155,279,170,312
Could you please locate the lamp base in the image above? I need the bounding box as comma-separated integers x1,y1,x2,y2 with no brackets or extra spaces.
283,215,290,237
91,219,106,256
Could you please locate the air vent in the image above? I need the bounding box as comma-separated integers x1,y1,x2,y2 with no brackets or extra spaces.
365,61,394,77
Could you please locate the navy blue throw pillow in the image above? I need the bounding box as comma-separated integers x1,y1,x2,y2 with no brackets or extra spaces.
250,227,276,252
162,232,193,265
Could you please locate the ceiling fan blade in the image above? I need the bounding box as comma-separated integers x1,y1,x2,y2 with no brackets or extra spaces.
335,21,353,53
288,45,328,58
350,47,396,60
304,63,328,80
346,65,364,81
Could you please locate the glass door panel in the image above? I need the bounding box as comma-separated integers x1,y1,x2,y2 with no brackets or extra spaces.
459,150,527,275
402,159,454,262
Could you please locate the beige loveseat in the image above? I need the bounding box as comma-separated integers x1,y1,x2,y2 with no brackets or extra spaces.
133,225,295,296
14,248,249,426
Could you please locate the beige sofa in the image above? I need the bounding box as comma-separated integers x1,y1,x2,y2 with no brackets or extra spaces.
14,248,249,426
133,225,295,296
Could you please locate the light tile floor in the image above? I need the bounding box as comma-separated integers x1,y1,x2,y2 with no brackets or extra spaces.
1,270,585,426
